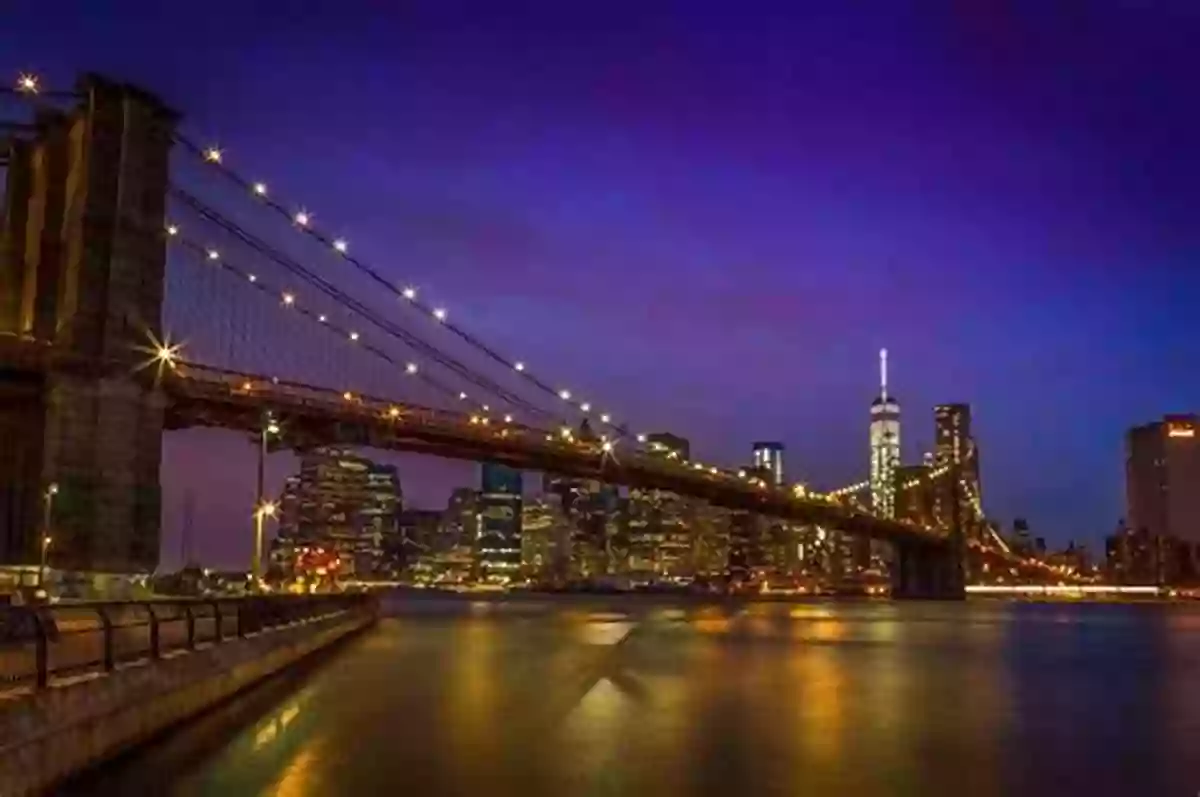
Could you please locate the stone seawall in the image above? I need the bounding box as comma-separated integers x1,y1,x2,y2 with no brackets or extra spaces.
0,605,375,796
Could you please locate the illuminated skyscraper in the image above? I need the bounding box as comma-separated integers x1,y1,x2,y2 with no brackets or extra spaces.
869,349,901,518
933,403,981,530
478,462,523,583
752,442,785,487
1126,415,1200,545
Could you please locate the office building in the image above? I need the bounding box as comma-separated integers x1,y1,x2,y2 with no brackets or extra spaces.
752,442,785,487
477,463,523,583
869,349,901,518
931,403,982,534
1126,415,1200,546
272,448,401,578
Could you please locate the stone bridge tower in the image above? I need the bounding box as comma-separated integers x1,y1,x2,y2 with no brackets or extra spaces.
0,75,176,573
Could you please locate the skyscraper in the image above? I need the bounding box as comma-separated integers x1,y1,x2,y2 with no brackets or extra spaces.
869,349,901,518
752,442,785,487
1126,415,1200,546
478,462,523,583
271,448,400,577
933,403,981,530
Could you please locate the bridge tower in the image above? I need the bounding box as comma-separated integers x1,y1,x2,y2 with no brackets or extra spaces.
0,75,177,573
890,462,965,599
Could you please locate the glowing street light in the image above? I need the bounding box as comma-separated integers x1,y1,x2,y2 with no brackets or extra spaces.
402,287,417,300
203,146,223,164
40,482,57,587
432,307,447,322
253,182,268,196
333,238,348,254
16,73,39,94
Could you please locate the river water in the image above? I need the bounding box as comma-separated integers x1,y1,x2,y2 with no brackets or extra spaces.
66,598,1200,796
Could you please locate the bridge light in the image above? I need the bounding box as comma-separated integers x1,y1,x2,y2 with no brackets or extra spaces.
503,414,513,424
333,238,348,254
248,274,257,283
318,314,327,323
281,293,295,306
405,362,418,374
16,73,39,94
294,210,311,227
600,413,610,424
402,287,417,300
514,361,525,372
580,402,591,413
558,389,571,401
207,249,220,261
348,331,359,341
432,307,447,322
203,146,223,164
253,182,268,196
166,224,179,236
154,342,181,368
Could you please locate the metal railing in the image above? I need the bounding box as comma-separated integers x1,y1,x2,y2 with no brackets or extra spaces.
0,593,373,691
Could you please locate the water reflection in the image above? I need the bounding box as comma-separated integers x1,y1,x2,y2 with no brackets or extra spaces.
74,601,1200,797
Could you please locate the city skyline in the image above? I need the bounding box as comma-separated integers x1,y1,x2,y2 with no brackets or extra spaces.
5,3,1199,569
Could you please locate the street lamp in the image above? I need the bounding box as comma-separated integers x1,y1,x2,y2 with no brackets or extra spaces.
39,483,57,588
252,499,277,584
253,412,280,584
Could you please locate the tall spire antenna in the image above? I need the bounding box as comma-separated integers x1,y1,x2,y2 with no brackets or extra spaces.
879,347,888,401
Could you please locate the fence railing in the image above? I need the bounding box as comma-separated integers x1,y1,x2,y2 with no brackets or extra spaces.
0,593,374,691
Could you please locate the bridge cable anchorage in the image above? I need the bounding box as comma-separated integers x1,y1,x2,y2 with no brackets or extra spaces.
158,220,508,418
173,134,638,441
167,188,554,423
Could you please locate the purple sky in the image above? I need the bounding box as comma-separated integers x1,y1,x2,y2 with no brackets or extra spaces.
5,2,1200,569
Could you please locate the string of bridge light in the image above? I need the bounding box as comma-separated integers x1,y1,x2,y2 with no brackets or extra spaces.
169,186,554,423
162,221,516,420
175,134,636,440
5,72,554,428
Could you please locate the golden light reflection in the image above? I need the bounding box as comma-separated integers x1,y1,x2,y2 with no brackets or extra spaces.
269,740,324,797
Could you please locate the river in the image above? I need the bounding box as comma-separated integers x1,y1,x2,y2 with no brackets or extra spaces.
63,597,1200,796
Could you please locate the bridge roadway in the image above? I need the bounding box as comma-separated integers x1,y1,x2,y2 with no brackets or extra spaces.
0,335,949,547
164,363,948,548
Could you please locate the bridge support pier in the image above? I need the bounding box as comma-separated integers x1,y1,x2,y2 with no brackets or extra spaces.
891,539,964,600
0,75,176,573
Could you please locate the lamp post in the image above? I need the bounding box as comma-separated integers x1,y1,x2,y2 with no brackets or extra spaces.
39,483,57,588
253,499,277,585
252,412,280,584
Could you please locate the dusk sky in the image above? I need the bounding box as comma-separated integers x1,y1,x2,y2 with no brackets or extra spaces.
4,2,1199,568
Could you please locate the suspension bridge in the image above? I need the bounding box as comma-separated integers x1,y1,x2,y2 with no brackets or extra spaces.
0,73,1052,599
